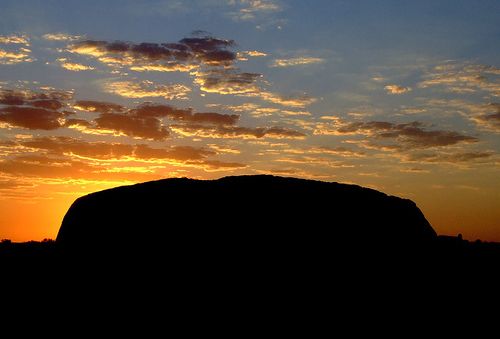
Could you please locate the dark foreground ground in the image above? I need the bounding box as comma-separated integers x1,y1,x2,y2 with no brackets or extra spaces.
2,235,500,266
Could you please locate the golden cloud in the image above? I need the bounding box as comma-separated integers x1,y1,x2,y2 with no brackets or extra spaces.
270,57,324,68
384,85,411,94
43,33,82,41
104,80,191,100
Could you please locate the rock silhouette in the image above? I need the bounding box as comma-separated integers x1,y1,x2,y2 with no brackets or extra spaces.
56,175,437,260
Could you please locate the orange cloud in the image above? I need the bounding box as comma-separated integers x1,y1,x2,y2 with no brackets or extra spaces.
74,100,125,113
171,124,306,139
104,80,191,100
384,85,411,94
0,34,29,45
57,58,94,71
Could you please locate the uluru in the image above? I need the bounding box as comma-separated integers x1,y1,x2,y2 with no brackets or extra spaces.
56,175,437,260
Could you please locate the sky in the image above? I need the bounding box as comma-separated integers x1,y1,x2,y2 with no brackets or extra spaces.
0,0,499,242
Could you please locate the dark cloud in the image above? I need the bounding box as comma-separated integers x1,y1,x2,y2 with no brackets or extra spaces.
171,124,306,139
131,103,239,125
30,99,63,110
0,106,70,130
0,89,25,105
337,120,477,149
70,35,236,70
195,70,261,94
0,88,71,106
94,113,170,140
75,100,125,113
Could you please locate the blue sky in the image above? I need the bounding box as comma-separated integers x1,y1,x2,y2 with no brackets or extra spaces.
0,0,499,241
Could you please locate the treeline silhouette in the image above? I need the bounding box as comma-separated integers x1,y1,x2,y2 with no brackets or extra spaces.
2,234,500,266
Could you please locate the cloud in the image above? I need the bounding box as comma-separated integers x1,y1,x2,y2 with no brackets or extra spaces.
339,120,477,149
316,116,477,150
3,136,246,177
0,106,70,130
384,85,411,94
170,124,305,139
310,146,366,158
131,103,239,125
238,50,267,60
418,62,500,96
104,80,191,100
248,91,316,108
74,100,125,113
406,151,494,163
0,48,33,65
194,70,262,94
194,69,316,107
0,88,75,129
20,136,134,160
0,34,29,45
134,144,215,161
69,35,237,71
270,57,324,68
229,0,282,21
15,136,217,162
43,33,82,41
70,101,239,140
57,58,94,71
94,113,170,140
0,88,73,104
0,34,32,64
470,103,500,133
423,99,500,134
193,159,247,171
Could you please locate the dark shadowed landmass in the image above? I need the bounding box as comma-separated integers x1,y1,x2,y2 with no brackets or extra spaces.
2,175,499,269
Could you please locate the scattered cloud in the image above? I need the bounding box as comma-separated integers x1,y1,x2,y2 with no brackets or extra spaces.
193,70,262,94
0,34,29,45
248,91,316,108
104,80,191,100
74,100,125,113
171,124,305,139
228,0,282,21
418,62,500,96
338,120,477,149
94,112,170,140
315,116,477,150
405,151,494,164
238,50,267,59
384,84,411,94
0,88,74,130
470,103,500,133
270,57,324,68
0,34,33,64
57,58,94,71
69,35,237,72
43,33,82,41
0,48,33,64
0,106,70,130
